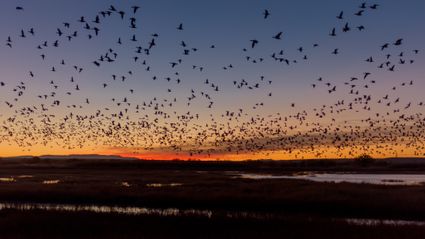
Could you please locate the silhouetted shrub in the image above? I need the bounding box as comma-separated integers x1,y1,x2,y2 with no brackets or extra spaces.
354,154,374,166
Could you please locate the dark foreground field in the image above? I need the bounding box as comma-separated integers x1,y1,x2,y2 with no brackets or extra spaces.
2,210,425,239
1,157,425,238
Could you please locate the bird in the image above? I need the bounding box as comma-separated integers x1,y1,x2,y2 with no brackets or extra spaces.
363,72,371,79
132,6,140,14
109,5,116,11
149,39,156,49
357,25,365,31
381,43,389,50
273,32,283,40
355,10,364,16
370,4,379,10
250,39,259,48
118,11,125,19
263,9,270,19
342,23,350,32
394,38,403,46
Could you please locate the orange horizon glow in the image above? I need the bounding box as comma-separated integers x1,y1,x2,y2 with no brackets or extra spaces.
0,150,421,161
1,140,423,161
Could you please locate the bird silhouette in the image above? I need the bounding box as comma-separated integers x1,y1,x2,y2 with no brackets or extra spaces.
394,38,403,46
132,6,140,14
354,10,364,16
250,39,259,48
342,23,350,32
273,32,283,40
263,9,270,19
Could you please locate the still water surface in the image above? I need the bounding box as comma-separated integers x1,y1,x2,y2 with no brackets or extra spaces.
237,173,425,185
1,202,424,227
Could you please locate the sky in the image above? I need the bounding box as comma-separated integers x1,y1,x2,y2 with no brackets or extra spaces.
0,0,424,160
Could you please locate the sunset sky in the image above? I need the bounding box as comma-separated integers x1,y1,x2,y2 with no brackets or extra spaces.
0,0,424,160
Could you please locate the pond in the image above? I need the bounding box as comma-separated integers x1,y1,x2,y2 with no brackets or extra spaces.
237,173,425,185
0,202,212,218
1,202,424,227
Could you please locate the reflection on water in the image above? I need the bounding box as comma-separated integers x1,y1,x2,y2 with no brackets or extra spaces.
42,180,60,185
237,173,425,185
238,174,287,180
0,175,34,182
0,177,15,182
346,218,425,226
0,202,212,218
1,202,424,228
121,182,131,187
146,183,183,188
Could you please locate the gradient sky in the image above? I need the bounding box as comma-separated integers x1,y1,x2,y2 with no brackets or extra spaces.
0,0,424,160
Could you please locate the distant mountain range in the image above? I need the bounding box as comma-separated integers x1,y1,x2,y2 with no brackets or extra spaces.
1,155,425,163
0,154,137,161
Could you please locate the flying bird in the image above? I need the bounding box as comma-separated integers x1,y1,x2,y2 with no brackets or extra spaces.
355,10,364,16
132,6,140,14
393,38,403,46
250,39,259,48
273,32,283,40
263,9,270,19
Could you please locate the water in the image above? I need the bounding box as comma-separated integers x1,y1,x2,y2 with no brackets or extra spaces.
0,202,424,227
146,183,183,187
0,202,212,218
42,180,60,185
346,218,425,226
0,177,15,182
237,173,425,185
121,181,131,187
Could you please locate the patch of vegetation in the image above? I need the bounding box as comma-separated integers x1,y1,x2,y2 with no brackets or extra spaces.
354,154,374,166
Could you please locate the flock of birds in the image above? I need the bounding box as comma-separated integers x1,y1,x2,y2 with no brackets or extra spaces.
0,2,424,159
